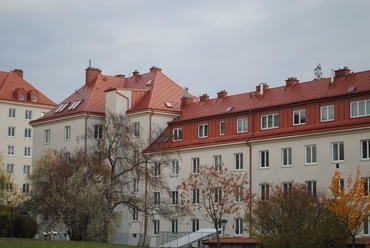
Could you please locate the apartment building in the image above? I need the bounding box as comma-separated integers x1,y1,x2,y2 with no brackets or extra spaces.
0,69,55,191
146,67,370,244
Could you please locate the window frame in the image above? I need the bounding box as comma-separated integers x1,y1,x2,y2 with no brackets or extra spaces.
9,108,16,118
235,218,243,235
173,128,182,141
7,145,15,156
191,219,199,232
24,128,32,138
8,127,15,137
260,150,269,169
293,109,306,125
235,153,243,171
198,124,208,138
214,187,222,203
153,163,161,177
132,207,138,221
6,164,14,173
171,219,178,235
219,121,225,135
132,178,139,193
64,126,71,141
361,140,370,160
320,105,334,122
260,184,269,201
24,146,31,157
171,191,179,205
237,118,248,133
332,141,344,162
192,188,200,204
305,144,317,165
133,122,140,137
282,147,292,167
154,192,160,206
214,155,222,171
44,129,50,144
235,185,243,203
261,113,279,130
23,184,30,194
25,110,32,120
23,165,30,175
94,125,103,139
351,99,370,118
171,160,179,176
307,180,317,197
153,220,160,235
192,158,199,174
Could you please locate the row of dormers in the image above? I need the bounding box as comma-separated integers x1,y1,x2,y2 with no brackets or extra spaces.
13,88,39,102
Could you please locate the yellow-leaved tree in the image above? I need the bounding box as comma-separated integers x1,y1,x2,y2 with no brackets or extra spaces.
323,168,370,248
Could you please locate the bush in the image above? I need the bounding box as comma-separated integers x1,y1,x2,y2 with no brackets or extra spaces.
12,213,39,238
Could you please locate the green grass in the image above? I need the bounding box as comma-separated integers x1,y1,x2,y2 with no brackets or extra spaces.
0,239,139,248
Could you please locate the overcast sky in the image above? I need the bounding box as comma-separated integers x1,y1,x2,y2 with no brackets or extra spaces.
1,0,369,103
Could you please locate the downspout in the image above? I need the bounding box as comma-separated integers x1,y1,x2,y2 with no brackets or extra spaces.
84,111,90,156
247,109,254,237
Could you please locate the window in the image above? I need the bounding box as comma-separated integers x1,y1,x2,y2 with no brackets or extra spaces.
94,125,103,139
23,165,30,175
25,110,32,120
307,181,317,197
32,95,37,102
132,207,138,221
171,160,179,176
154,192,160,206
282,148,292,166
361,140,370,160
198,124,208,138
6,164,14,173
293,109,306,125
261,114,279,129
173,128,182,141
68,100,82,110
64,152,70,164
260,184,269,200
24,147,31,157
321,105,334,122
153,220,160,235
19,94,25,100
235,185,243,203
364,178,370,196
351,100,370,117
305,145,317,164
235,218,243,235
214,155,222,171
332,142,344,162
41,112,47,117
282,182,292,195
8,127,15,137
235,153,243,170
171,191,178,205
44,130,50,144
214,187,222,203
64,126,71,141
219,121,225,135
6,183,13,192
191,219,199,232
43,211,49,222
23,184,30,194
237,118,248,133
9,108,16,118
153,163,161,177
364,217,370,235
24,128,32,138
133,178,139,193
171,219,178,235
133,122,140,137
192,188,199,204
7,145,15,156
192,158,199,174
260,150,269,168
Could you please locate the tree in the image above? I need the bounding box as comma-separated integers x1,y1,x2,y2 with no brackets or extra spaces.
323,168,370,248
314,63,323,80
177,165,249,248
247,183,347,248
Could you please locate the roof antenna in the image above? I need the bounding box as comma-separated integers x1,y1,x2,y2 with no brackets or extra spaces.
89,59,91,68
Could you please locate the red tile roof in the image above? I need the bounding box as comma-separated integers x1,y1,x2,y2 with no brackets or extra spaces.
31,68,196,124
0,70,56,106
172,69,370,123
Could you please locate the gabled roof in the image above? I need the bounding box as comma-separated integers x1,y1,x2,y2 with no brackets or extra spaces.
31,67,195,124
172,69,370,123
0,70,56,106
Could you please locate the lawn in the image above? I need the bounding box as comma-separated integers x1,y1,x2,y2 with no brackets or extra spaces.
0,239,139,248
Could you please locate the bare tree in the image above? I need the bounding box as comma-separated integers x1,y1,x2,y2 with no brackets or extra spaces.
314,63,323,80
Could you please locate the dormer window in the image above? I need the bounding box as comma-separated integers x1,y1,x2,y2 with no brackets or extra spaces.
32,95,38,102
19,94,25,100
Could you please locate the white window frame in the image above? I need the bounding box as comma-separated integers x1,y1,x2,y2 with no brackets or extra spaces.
23,184,30,194
153,220,160,235
235,185,243,203
364,178,370,196
171,191,178,205
192,188,199,204
307,180,317,197
260,184,269,201
320,105,334,122
214,155,222,171
260,150,269,168
293,109,306,125
219,121,225,135
133,122,140,137
282,148,292,167
23,165,30,175
361,140,370,160
214,187,221,203
154,192,160,206
261,114,279,130
44,129,50,144
94,125,103,139
173,128,182,141
235,218,243,235
153,163,161,177
64,126,71,141
25,110,32,120
191,219,199,232
198,124,208,138
282,182,292,195
24,147,31,157
8,127,15,137
7,145,15,156
9,108,16,118
364,217,370,236
171,219,178,235
235,153,243,171
64,152,70,164
6,164,14,173
237,118,248,133
192,158,199,174
132,178,139,193
171,160,179,176
305,144,317,165
351,99,370,118
332,142,344,162
132,207,138,221
24,128,32,138
20,93,25,100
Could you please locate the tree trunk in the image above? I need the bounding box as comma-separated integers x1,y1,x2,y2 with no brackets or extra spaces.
351,235,355,248
215,222,221,248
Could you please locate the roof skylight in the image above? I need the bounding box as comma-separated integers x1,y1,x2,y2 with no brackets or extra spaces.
55,103,69,113
165,102,173,108
225,106,233,112
68,100,82,110
347,86,355,92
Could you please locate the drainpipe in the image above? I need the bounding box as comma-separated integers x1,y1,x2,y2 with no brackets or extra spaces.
84,111,90,156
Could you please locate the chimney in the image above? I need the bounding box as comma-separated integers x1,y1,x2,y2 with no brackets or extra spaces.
133,70,140,76
334,66,350,80
199,93,209,102
181,88,193,110
13,69,23,79
217,90,227,99
149,66,162,73
285,77,299,87
85,66,102,85
256,83,268,95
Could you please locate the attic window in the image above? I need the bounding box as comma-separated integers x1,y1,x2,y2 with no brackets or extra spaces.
146,80,153,85
68,100,82,110
32,95,38,102
347,86,355,92
165,102,173,108
55,103,69,113
225,107,233,112
19,94,25,100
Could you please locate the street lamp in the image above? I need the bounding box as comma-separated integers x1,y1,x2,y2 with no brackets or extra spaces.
220,219,228,237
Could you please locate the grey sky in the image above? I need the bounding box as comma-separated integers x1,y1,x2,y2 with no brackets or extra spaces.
1,0,369,103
